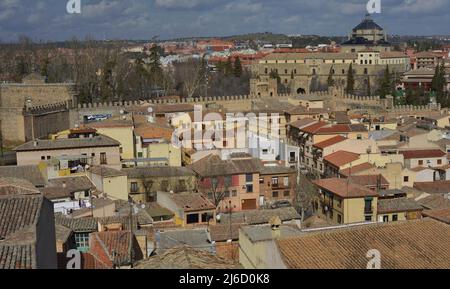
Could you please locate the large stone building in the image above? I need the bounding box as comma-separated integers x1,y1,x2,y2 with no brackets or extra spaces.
341,14,391,53
0,73,76,144
251,15,410,97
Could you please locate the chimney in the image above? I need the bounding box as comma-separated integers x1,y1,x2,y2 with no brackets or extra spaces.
62,181,67,188
269,216,282,239
33,140,38,147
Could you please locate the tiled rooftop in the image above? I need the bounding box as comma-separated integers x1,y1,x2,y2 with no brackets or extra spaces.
277,219,450,269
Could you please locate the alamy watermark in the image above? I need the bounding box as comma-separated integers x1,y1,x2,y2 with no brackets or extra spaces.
169,105,280,150
367,0,382,14
67,0,81,14
66,249,81,269
366,249,381,269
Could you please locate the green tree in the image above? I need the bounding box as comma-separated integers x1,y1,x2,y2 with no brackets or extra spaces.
40,58,50,79
432,61,447,105
148,44,162,86
269,69,280,82
346,63,354,94
378,65,392,98
224,57,233,76
233,56,242,77
327,66,335,87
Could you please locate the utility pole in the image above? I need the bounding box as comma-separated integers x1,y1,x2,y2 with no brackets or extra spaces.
128,198,133,267
228,200,232,240
0,120,4,166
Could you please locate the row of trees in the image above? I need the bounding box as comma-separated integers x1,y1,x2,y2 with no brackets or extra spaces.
0,38,251,103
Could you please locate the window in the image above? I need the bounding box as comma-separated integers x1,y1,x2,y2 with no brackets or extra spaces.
365,216,372,222
438,159,443,165
161,180,169,191
259,178,264,184
357,134,362,140
246,184,253,193
337,198,342,208
75,233,90,250
81,153,87,164
186,213,199,224
337,214,342,224
201,212,213,223
283,177,289,187
100,152,107,165
383,215,389,222
404,176,409,182
272,191,279,198
392,214,398,222
41,156,45,160
245,174,253,183
418,160,423,166
224,191,230,198
364,199,373,213
84,190,90,198
364,68,368,74
131,182,138,193
232,190,237,197
177,179,187,191
283,190,290,197
47,156,51,160
271,177,279,186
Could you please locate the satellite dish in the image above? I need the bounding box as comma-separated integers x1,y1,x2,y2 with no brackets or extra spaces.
141,204,146,209
216,214,221,221
147,107,154,113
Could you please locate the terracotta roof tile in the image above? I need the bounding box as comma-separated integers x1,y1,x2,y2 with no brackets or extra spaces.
340,163,375,177
313,136,347,149
413,181,450,194
377,197,423,214
400,150,446,159
324,151,360,167
423,208,450,224
276,219,450,269
134,246,240,269
165,192,216,212
313,178,378,199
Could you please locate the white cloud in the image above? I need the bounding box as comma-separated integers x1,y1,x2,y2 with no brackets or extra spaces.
154,0,215,9
391,0,447,14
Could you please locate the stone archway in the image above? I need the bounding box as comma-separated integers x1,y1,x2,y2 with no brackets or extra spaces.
297,87,306,94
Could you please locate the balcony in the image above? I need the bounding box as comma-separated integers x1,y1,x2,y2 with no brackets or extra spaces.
364,206,374,215
289,157,298,163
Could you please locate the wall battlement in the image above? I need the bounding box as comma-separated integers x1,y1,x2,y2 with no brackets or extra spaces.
75,93,294,109
25,101,71,114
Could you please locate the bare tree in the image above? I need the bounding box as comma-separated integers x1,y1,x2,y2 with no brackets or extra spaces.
295,173,319,227
197,175,231,208
173,58,205,98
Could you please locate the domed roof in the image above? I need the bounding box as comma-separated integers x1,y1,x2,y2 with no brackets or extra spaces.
353,14,383,31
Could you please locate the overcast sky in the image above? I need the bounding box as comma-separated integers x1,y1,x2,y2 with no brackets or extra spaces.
0,0,449,42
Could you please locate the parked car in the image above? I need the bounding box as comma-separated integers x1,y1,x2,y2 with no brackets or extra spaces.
270,200,292,209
